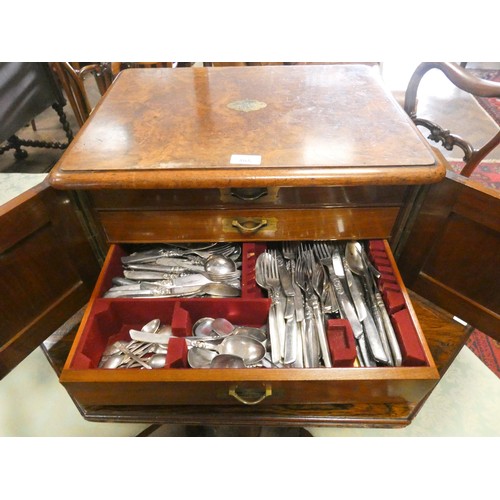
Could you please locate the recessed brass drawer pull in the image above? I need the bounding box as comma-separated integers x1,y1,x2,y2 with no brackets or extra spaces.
228,384,272,405
230,187,268,201
231,218,268,234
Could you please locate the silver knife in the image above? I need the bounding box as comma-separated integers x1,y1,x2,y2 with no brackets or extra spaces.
283,317,298,365
278,264,296,299
331,249,363,337
343,257,367,321
362,309,390,365
374,291,402,366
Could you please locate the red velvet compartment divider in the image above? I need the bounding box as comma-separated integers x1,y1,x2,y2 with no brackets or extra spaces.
67,242,271,370
366,240,428,367
98,243,265,300
241,243,267,299
368,240,386,252
70,299,178,369
383,289,406,314
69,297,271,370
390,309,427,366
326,319,357,367
95,244,128,298
379,281,401,294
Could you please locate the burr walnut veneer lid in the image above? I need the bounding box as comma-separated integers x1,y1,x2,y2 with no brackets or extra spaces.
49,65,444,190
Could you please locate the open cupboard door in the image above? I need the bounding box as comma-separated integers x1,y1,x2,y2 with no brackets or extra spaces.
0,180,101,379
395,169,500,342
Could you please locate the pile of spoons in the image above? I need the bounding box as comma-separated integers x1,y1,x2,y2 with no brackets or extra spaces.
188,317,270,368
99,319,170,369
98,316,272,370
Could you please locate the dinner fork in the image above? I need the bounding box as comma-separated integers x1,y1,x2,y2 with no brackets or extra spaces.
265,251,288,360
255,252,283,363
297,249,332,367
294,254,319,367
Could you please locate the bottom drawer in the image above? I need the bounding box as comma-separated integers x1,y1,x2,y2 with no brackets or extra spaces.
60,240,439,407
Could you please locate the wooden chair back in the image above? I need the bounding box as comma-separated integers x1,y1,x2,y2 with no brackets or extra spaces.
50,62,94,127
404,62,500,177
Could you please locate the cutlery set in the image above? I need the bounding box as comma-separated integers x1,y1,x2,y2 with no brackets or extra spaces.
255,241,402,368
103,243,242,298
100,240,402,369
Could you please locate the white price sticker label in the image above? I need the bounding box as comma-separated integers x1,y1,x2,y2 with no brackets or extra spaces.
230,154,262,166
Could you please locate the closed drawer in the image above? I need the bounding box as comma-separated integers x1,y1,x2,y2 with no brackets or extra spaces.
88,186,408,210
60,240,439,408
97,207,401,243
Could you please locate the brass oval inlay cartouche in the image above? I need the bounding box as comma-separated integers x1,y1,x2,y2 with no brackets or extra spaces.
227,99,267,112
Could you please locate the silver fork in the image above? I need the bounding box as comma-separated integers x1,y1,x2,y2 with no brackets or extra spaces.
299,248,332,367
282,241,299,262
255,253,282,364
264,251,287,362
295,254,319,367
312,242,340,314
282,241,305,367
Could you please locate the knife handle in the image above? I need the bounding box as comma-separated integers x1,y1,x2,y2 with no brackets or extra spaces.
375,292,402,366
268,303,282,364
311,301,332,368
274,296,286,360
362,309,389,365
357,334,376,367
303,304,319,368
332,277,363,337
284,296,295,319
278,266,296,297
370,301,393,366
283,319,298,365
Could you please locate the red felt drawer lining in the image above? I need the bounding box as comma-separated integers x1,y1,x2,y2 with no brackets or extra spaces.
70,240,429,370
368,242,427,366
70,298,270,369
326,319,357,367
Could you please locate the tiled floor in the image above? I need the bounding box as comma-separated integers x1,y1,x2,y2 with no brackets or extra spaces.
0,62,499,437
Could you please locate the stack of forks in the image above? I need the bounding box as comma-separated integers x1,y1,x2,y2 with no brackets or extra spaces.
255,241,402,368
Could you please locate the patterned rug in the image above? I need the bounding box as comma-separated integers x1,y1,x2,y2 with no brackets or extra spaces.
467,329,500,378
469,68,500,125
449,161,500,190
453,67,500,377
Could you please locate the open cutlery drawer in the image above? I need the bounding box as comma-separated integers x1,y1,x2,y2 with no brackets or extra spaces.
60,240,439,407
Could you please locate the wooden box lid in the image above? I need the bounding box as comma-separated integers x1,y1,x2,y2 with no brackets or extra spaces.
49,64,445,190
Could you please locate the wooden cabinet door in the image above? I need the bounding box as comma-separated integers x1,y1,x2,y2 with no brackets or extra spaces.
396,170,499,341
0,181,101,379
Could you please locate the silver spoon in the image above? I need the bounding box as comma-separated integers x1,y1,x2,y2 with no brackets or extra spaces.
193,335,266,366
187,346,217,368
204,254,237,275
211,317,235,336
210,354,245,368
147,353,167,368
232,326,268,344
192,317,215,337
142,318,161,333
345,242,401,366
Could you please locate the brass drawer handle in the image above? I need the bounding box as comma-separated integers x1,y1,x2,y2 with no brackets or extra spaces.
232,218,268,234
230,187,268,201
228,384,272,405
